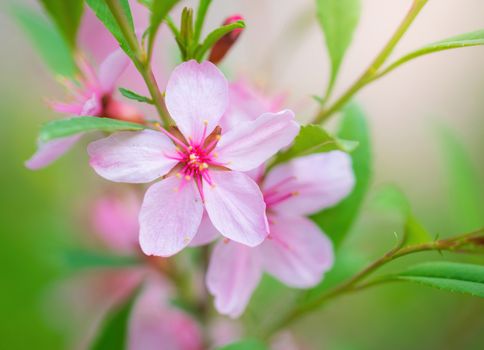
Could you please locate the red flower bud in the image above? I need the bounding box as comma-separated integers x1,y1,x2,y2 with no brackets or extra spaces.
209,15,244,64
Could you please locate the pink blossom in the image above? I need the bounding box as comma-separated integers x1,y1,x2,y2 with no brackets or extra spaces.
26,49,142,170
88,60,300,257
207,151,355,318
66,192,203,349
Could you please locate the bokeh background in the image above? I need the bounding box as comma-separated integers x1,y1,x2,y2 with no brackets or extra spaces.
0,0,483,349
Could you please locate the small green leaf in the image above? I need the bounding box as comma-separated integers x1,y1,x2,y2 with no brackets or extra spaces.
217,339,268,350
39,117,146,142
85,0,134,56
119,87,153,104
11,5,76,77
404,213,432,246
148,0,180,54
39,0,84,48
312,103,371,248
436,124,483,232
195,21,245,60
270,124,353,168
62,249,140,271
91,288,139,350
316,0,361,94
381,30,484,77
393,262,484,298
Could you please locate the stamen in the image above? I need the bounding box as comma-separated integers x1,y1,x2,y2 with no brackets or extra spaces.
156,125,189,150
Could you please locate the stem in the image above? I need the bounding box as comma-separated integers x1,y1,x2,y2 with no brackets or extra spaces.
313,0,428,124
105,0,172,127
262,227,483,339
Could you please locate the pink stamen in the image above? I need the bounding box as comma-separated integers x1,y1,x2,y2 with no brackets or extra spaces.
265,192,296,207
263,176,296,197
157,126,190,151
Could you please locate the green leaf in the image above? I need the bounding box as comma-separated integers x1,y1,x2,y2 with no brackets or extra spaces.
91,288,139,350
195,20,246,60
39,117,146,142
148,0,180,54
39,0,84,48
10,5,77,77
393,262,484,298
217,339,268,350
119,87,153,104
85,0,134,56
311,103,371,248
270,124,354,169
436,124,483,231
316,0,361,94
381,30,484,78
62,249,140,271
372,185,431,245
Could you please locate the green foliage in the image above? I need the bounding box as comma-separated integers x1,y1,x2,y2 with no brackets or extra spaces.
217,339,268,350
312,103,371,248
11,5,76,77
372,185,432,246
393,262,484,298
195,20,246,61
91,288,139,350
119,87,153,104
62,249,140,271
270,124,356,169
381,29,484,78
315,0,361,94
148,0,180,55
194,0,213,43
38,0,84,48
436,124,483,231
85,0,134,56
39,117,146,142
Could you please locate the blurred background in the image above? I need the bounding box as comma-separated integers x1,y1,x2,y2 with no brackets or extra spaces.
0,0,483,349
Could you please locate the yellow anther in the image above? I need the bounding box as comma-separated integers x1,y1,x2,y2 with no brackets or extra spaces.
292,191,300,196
202,162,209,169
203,119,209,125
212,152,218,158
189,154,196,160
185,175,191,180
176,173,182,178
187,146,193,151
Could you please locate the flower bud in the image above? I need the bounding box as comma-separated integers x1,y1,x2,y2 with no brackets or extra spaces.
209,15,244,64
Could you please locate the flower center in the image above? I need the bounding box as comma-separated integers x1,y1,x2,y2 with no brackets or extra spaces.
263,176,299,208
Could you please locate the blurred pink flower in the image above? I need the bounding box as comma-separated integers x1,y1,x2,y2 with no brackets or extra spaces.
88,60,299,257
64,191,203,350
207,151,355,318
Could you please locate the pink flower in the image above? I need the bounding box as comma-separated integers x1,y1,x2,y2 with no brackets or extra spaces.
66,192,203,349
206,151,355,317
26,50,143,170
88,60,300,257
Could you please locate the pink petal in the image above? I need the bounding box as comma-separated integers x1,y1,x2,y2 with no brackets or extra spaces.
81,93,103,116
259,215,334,288
165,60,228,144
99,48,130,93
220,79,284,132
128,278,203,350
25,134,82,170
264,151,355,215
88,130,178,183
91,191,140,254
139,177,204,257
189,211,219,247
206,240,262,318
51,102,83,115
215,110,299,172
204,171,269,247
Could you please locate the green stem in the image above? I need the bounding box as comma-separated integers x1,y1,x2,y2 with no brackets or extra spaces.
261,227,483,339
194,0,212,44
313,0,428,124
105,0,172,127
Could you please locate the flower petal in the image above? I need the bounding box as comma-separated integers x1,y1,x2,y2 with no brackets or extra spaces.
189,211,219,247
215,110,299,171
25,134,82,170
139,177,203,257
206,240,262,318
88,130,178,183
165,60,228,143
128,278,203,350
204,171,268,247
264,151,355,215
99,48,130,93
259,215,334,288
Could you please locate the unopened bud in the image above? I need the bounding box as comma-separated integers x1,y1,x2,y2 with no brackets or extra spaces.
209,15,244,64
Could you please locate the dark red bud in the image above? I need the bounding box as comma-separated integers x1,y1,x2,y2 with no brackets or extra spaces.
209,15,244,64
